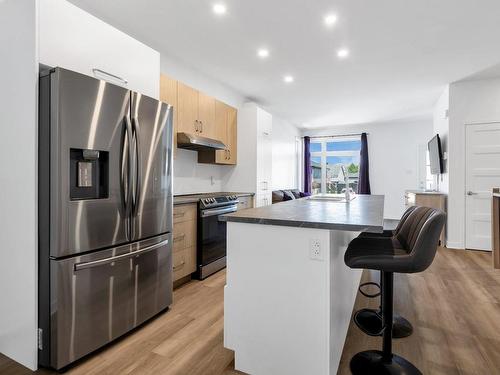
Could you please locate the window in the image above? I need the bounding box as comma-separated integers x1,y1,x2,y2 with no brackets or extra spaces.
310,137,361,194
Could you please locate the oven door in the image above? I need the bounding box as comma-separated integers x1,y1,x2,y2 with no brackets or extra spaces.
198,205,237,276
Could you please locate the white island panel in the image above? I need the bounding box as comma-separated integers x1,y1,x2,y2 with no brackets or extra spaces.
224,222,361,375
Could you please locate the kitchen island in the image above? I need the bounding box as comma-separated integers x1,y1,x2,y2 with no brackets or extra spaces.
220,195,385,375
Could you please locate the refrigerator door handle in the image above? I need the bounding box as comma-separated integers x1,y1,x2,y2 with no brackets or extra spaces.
74,239,169,271
131,117,141,218
121,116,134,239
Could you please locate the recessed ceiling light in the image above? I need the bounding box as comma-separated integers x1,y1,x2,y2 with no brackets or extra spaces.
213,3,227,15
337,48,349,58
283,75,294,83
324,14,337,27
257,49,269,58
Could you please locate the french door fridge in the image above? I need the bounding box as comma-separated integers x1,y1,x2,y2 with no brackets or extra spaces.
38,67,173,369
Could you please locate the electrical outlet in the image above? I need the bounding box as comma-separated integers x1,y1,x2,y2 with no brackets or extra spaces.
309,239,324,261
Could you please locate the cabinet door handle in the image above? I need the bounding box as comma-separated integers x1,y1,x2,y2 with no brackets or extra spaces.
174,211,186,218
173,261,186,271
194,120,199,132
173,234,186,242
200,121,203,133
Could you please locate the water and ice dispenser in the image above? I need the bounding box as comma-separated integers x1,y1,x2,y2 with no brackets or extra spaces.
70,148,109,200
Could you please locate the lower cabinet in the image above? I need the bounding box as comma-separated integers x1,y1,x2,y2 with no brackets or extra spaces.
173,204,197,283
255,193,272,207
405,191,446,245
237,195,255,210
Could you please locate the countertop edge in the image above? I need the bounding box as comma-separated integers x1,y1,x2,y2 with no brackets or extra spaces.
219,215,383,233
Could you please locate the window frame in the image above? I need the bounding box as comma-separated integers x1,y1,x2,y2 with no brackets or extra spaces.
310,136,361,194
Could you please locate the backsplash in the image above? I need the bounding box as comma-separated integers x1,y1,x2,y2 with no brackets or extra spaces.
173,149,225,195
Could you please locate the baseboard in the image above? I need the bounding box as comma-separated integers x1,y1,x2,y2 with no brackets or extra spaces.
444,241,464,249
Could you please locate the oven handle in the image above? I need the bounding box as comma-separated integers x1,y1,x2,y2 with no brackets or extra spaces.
200,205,238,218
74,239,169,271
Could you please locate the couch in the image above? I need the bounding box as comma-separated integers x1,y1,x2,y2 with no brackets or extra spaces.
271,189,310,204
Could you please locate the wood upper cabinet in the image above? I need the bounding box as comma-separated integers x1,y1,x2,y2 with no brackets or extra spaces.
215,101,229,163
160,76,238,165
177,82,199,134
226,106,237,164
177,82,216,138
198,92,216,139
200,100,237,165
160,74,178,156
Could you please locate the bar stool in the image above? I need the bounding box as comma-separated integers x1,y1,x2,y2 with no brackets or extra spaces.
355,206,416,339
345,206,446,374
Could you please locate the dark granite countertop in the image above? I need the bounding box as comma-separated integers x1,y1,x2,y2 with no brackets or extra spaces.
220,195,385,232
174,192,255,205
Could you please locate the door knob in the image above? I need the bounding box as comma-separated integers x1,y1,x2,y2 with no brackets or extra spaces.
467,191,477,196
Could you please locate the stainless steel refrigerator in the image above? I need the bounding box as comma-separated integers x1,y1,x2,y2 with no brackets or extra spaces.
38,67,174,370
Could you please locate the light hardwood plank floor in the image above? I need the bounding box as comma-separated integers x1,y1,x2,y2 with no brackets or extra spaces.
2,248,499,375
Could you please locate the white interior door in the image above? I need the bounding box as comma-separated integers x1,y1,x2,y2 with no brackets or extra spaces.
465,122,500,251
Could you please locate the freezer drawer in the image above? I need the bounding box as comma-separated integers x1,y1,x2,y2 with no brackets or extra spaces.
42,234,172,370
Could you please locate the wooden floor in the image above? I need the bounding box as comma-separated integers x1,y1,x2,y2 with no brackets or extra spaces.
2,248,500,375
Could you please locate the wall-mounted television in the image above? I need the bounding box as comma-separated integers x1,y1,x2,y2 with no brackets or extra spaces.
428,134,443,175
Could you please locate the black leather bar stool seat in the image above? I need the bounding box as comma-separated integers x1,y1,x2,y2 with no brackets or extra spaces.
355,206,416,338
345,206,446,375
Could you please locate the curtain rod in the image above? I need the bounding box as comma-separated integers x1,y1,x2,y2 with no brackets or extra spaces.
302,133,368,139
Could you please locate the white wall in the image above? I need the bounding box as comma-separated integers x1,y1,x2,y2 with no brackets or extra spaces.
40,0,160,99
445,77,500,248
272,116,301,190
303,117,433,219
160,56,247,195
162,57,302,195
0,0,38,370
173,149,226,194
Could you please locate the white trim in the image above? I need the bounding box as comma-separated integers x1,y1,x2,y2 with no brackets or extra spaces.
446,241,464,249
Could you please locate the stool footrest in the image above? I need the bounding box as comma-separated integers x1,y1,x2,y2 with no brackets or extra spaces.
353,308,413,338
358,282,381,298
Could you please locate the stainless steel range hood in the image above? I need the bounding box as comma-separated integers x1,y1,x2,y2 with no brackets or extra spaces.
177,132,226,151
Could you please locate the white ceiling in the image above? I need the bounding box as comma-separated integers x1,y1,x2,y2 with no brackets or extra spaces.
69,0,500,128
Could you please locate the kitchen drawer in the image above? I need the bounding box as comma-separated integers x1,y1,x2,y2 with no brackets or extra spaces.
173,246,196,281
237,196,254,210
173,219,196,251
173,203,197,224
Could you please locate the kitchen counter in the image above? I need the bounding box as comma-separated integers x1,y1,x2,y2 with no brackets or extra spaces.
220,194,384,232
405,189,446,195
173,192,254,205
224,194,385,375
